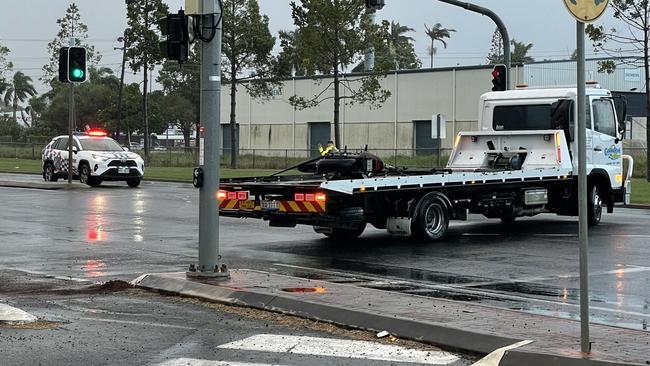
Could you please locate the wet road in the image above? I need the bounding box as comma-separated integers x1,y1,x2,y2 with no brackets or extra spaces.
1,173,650,332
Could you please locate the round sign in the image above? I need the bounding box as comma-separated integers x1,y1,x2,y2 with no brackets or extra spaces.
563,0,609,23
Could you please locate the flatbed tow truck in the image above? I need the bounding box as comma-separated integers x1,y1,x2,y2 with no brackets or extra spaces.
217,86,634,241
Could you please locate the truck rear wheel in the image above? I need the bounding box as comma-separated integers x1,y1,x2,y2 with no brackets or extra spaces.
412,193,450,241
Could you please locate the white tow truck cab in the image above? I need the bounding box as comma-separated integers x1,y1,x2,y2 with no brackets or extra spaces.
218,86,633,242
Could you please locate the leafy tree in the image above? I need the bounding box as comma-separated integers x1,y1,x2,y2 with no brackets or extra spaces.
42,3,101,81
3,71,37,126
424,23,455,68
288,0,391,148
157,93,197,147
0,42,10,80
586,0,650,180
486,31,534,64
125,0,169,159
377,21,420,70
486,29,504,65
156,44,201,147
511,39,534,64
222,0,278,168
277,30,308,77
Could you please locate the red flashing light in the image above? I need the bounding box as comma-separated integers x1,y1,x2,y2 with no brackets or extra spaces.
305,194,315,202
87,129,107,137
237,192,249,200
294,193,305,202
227,192,237,200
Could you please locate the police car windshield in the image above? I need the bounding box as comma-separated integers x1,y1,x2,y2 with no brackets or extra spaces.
80,138,124,151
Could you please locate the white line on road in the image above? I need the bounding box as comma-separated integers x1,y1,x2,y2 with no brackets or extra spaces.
217,334,460,365
78,317,197,330
155,359,278,366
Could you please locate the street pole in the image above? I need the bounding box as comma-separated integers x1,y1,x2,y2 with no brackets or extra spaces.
189,0,228,278
576,20,590,355
437,0,510,89
68,37,76,184
116,34,128,143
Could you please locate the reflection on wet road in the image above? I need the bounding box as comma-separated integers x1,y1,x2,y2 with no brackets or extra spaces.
1,173,649,331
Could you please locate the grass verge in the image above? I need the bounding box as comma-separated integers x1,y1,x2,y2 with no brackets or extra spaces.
1,158,648,204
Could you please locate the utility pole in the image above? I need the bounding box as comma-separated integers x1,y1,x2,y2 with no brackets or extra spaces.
437,0,510,89
115,34,128,144
188,0,228,278
364,0,385,71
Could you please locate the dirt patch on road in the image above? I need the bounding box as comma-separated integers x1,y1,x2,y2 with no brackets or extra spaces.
50,280,134,295
0,320,61,330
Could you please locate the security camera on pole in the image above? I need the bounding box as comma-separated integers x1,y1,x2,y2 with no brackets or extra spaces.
562,0,609,356
364,0,384,71
159,0,228,278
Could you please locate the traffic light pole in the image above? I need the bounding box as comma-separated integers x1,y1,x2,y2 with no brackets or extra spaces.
437,0,510,89
67,37,76,184
189,0,229,278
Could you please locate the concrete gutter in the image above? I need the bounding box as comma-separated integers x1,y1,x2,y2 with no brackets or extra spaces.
0,180,89,190
0,303,37,324
133,272,642,366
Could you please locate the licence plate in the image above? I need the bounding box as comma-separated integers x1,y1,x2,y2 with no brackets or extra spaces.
260,200,279,210
239,200,255,210
118,166,129,174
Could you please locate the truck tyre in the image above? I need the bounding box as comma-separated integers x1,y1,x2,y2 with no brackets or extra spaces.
43,162,57,182
412,193,450,241
588,185,603,226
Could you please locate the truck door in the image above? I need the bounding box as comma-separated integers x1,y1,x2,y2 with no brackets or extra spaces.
590,97,622,189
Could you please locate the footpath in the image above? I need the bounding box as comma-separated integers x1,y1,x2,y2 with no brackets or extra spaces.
134,270,650,366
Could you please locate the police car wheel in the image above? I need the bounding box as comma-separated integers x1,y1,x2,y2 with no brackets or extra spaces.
79,163,95,187
43,162,57,182
127,179,141,188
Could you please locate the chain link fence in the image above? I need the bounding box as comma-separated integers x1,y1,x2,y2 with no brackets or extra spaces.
1,141,647,177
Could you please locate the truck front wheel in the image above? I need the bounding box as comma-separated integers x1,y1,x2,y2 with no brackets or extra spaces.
412,193,450,241
588,185,603,226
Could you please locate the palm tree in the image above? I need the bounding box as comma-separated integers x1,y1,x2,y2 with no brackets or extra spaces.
510,39,535,64
386,21,415,68
424,23,455,68
3,71,37,125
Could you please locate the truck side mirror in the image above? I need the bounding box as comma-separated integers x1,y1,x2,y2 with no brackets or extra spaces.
613,96,627,136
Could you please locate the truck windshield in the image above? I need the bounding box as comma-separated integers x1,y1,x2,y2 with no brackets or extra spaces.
493,104,553,131
80,138,124,151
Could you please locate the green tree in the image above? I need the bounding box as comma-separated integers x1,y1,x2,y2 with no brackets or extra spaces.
125,0,169,159
0,42,10,81
222,0,278,168
288,0,391,148
3,71,37,126
277,30,308,77
378,21,420,70
510,39,534,64
158,93,197,147
486,29,504,65
424,23,455,68
586,0,650,180
156,44,201,147
43,3,101,81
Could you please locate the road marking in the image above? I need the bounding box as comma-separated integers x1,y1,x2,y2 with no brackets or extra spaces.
217,334,460,365
78,317,197,330
155,360,277,366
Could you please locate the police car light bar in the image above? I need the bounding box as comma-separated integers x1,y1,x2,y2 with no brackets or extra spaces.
87,129,107,137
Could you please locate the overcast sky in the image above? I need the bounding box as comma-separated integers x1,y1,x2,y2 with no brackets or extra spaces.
0,0,620,93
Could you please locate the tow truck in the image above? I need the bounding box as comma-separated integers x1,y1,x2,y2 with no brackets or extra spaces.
216,85,633,241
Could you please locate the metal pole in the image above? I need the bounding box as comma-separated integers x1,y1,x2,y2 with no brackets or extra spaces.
364,9,376,71
437,0,510,89
116,34,127,142
68,37,76,184
190,0,228,278
576,21,590,355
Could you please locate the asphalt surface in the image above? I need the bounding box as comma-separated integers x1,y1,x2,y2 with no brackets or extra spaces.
2,270,473,366
1,172,649,333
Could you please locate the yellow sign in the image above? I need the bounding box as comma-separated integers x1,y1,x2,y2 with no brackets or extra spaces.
563,0,609,23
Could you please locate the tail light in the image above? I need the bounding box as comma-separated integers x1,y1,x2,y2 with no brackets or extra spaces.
237,192,249,200
315,193,326,202
294,193,305,202
217,190,227,201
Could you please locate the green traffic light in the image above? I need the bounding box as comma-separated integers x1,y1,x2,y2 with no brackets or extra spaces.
71,68,84,80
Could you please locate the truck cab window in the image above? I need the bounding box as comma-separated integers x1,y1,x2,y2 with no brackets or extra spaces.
592,99,617,137
493,105,552,131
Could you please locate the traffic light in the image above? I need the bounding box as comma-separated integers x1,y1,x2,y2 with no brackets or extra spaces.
159,10,189,63
365,0,385,10
491,64,507,92
58,47,87,83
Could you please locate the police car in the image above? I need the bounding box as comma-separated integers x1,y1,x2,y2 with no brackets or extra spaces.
42,130,145,187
